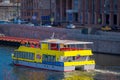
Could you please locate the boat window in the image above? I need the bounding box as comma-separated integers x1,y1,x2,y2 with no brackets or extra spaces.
60,56,73,62
74,56,87,61
69,44,84,50
73,56,75,60
89,55,94,60
50,43,58,50
64,45,67,48
13,51,34,60
42,54,56,62
60,44,85,51
59,56,89,62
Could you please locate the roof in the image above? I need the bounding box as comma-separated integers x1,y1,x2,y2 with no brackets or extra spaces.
40,39,93,45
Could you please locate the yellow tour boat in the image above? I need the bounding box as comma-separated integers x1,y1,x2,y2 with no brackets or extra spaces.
12,38,95,72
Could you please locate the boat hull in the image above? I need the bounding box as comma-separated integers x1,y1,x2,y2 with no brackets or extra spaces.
12,60,75,72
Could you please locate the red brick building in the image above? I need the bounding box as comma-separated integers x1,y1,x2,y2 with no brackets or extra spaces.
21,0,120,26
21,0,51,23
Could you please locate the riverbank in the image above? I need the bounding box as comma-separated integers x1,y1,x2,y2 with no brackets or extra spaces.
0,24,120,54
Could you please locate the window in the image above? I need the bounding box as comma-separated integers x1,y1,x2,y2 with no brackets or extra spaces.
51,43,58,50
75,56,87,61
34,12,38,16
79,0,82,11
14,51,34,60
42,54,56,62
73,0,78,11
100,0,102,13
104,0,110,13
85,0,88,12
113,0,118,13
61,56,73,62
27,12,30,16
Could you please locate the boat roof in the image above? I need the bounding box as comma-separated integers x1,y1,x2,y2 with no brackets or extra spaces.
40,39,93,45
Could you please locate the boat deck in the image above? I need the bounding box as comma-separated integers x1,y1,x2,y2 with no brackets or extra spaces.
0,36,40,45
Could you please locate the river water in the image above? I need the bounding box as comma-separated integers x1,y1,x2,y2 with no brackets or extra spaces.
0,46,120,80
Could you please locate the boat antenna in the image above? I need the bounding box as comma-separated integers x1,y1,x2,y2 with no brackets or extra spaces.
51,32,55,39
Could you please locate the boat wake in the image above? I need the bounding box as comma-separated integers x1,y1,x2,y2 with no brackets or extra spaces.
95,69,120,75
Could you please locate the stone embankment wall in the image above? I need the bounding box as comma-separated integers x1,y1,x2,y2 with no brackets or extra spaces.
0,24,120,54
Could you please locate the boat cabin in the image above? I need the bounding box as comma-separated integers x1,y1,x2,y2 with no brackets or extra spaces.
40,39,93,51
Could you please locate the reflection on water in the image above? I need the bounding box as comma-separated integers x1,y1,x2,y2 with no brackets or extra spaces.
0,46,120,80
7,67,94,80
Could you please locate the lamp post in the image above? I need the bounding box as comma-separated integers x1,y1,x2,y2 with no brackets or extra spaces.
50,0,52,25
50,0,52,17
50,0,54,25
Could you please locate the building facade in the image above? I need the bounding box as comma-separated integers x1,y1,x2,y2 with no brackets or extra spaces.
0,0,20,3
21,0,51,23
55,0,120,26
21,0,120,26
0,0,20,20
